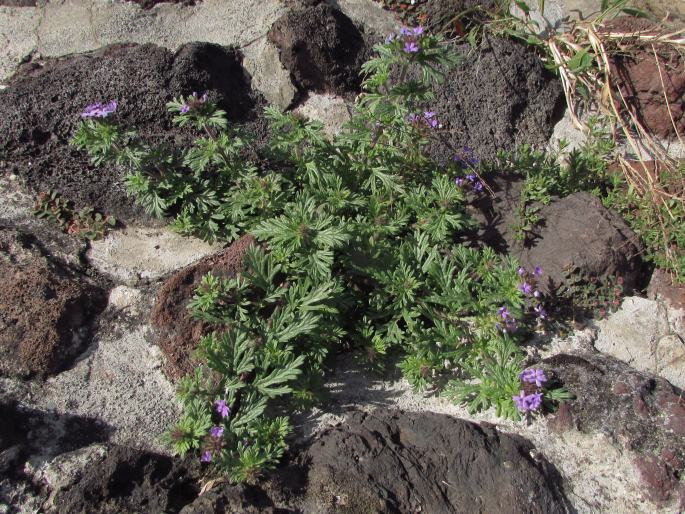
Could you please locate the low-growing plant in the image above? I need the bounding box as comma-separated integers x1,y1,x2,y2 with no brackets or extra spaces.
34,190,116,240
73,26,567,481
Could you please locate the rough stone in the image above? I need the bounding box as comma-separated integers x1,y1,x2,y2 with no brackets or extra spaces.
52,445,200,514
296,409,570,513
87,226,223,286
293,93,352,138
268,2,370,98
595,296,685,389
0,226,107,378
425,35,564,163
540,351,685,505
604,17,685,139
648,268,685,312
151,235,255,379
0,42,265,224
469,176,643,293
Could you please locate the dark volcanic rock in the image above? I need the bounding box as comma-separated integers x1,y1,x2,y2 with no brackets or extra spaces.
0,225,107,378
469,176,643,293
542,352,685,505
295,410,569,513
268,2,370,98
427,35,564,163
0,43,265,224
151,235,255,379
52,445,200,514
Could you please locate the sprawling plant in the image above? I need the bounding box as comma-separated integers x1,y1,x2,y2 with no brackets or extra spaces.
73,27,567,482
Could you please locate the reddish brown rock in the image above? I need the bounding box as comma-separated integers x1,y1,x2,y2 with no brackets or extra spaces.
541,352,685,504
634,454,676,504
648,268,685,312
604,17,685,139
0,227,107,378
150,235,255,379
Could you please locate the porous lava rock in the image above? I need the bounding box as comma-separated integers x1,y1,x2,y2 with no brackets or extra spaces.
0,43,264,224
268,2,370,98
604,17,685,139
151,235,255,379
542,352,685,505
469,175,643,293
426,35,564,163
52,445,200,514
294,409,570,513
0,226,107,378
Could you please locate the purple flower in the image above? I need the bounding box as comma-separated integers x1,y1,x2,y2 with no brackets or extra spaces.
455,177,466,187
465,173,477,183
406,113,421,124
534,266,544,277
180,104,190,114
400,26,413,36
513,390,543,412
520,368,547,387
385,34,395,44
412,26,424,36
210,426,225,438
472,181,483,192
404,41,420,53
517,266,526,276
497,306,517,333
518,282,533,295
533,304,547,320
81,100,117,119
200,451,212,463
215,399,230,418
533,290,541,298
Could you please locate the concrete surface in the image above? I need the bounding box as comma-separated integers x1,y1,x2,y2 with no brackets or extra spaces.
87,225,223,285
595,296,685,389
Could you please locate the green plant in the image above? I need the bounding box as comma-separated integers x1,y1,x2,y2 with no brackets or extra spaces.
553,265,625,322
74,26,567,482
33,190,116,240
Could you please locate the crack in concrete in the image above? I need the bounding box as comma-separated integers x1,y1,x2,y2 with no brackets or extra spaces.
88,0,100,47
33,0,46,55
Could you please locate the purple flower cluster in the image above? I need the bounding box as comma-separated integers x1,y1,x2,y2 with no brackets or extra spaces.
388,25,424,53
513,390,543,412
520,368,547,387
407,111,440,129
200,424,226,463
496,306,518,333
454,173,483,192
513,368,548,413
81,100,117,119
215,399,230,418
180,91,208,114
517,266,547,320
453,146,479,168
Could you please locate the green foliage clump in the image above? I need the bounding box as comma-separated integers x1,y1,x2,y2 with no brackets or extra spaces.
33,190,116,240
73,30,566,481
